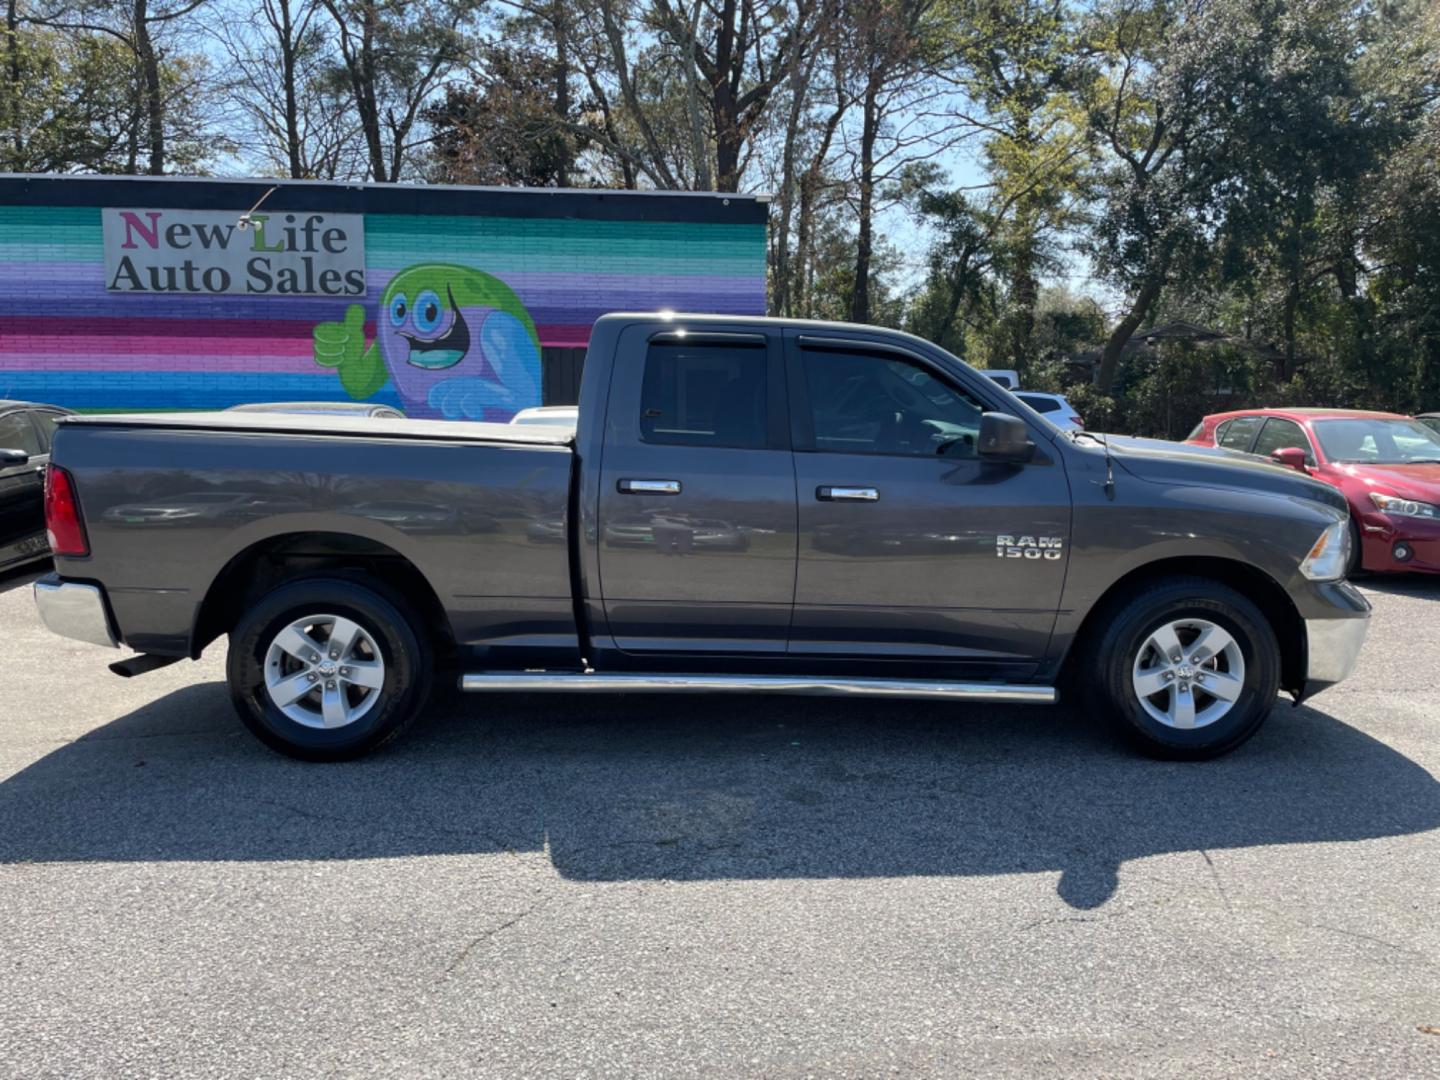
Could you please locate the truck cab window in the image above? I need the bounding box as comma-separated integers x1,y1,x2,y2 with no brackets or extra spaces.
640,342,767,449
802,349,983,458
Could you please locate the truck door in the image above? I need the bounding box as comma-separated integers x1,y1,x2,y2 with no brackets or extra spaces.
596,325,797,654
784,332,1070,677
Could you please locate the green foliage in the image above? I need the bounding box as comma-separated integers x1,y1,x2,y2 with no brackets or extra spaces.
425,43,581,187
1,20,226,174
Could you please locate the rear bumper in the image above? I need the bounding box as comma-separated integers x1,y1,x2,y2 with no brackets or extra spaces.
33,575,120,649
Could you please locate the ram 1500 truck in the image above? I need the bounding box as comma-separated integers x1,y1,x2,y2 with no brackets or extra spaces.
34,313,1370,761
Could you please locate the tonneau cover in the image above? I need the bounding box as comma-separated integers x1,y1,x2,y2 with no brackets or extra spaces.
61,411,575,447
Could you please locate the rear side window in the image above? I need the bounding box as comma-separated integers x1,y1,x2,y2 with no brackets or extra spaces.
1016,393,1060,414
0,411,43,457
1251,417,1314,464
1217,416,1263,452
640,342,767,449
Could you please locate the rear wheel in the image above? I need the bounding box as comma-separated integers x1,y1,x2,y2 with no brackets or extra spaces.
1085,577,1281,760
226,576,433,761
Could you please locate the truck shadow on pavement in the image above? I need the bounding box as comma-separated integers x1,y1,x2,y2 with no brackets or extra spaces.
0,562,45,596
2,682,1437,910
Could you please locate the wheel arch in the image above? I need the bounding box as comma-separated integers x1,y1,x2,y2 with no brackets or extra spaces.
192,531,454,659
1060,556,1305,697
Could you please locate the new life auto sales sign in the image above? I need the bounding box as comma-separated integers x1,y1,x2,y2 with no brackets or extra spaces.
102,208,366,296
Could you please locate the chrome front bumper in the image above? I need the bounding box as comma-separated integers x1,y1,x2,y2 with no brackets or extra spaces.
33,579,120,649
1305,614,1369,687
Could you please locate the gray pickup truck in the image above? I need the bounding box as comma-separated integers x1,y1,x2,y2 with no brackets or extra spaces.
34,313,1369,761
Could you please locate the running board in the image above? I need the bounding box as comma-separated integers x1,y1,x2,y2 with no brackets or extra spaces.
459,672,1055,704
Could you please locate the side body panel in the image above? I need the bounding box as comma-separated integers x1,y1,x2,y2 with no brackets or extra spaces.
51,421,576,659
1045,445,1356,680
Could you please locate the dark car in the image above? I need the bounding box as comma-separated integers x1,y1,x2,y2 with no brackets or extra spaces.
0,401,74,571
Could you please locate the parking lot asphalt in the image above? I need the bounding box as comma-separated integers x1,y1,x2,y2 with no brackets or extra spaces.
2,565,1439,1079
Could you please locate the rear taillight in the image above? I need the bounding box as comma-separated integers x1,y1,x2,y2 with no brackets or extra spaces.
1069,415,1083,427
44,464,89,557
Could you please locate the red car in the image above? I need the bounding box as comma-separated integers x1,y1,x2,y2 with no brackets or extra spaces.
1186,408,1440,574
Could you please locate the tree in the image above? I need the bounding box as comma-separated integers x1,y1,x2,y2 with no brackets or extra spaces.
946,0,1084,370
841,0,952,323
22,0,223,173
4,8,222,173
425,39,583,185
562,0,821,192
319,0,479,182
212,0,363,179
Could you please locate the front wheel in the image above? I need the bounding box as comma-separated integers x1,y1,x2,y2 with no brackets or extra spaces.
1085,577,1281,760
226,576,434,761
1347,516,1365,577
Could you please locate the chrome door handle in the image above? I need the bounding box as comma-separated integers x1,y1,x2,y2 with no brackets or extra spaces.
817,486,879,502
618,479,682,496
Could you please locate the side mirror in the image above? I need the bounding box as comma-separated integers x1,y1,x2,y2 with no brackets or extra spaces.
1270,446,1309,472
0,448,29,467
978,412,1035,463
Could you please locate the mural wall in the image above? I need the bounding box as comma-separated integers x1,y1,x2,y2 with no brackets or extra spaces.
0,182,768,420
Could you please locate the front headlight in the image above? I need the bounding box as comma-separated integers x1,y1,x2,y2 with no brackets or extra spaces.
1300,519,1349,581
1368,492,1439,518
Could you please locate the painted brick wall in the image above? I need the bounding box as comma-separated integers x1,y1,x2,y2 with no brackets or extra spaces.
0,189,768,419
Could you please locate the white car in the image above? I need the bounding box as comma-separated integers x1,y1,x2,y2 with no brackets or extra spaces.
510,406,579,427
1014,391,1084,431
981,369,1020,390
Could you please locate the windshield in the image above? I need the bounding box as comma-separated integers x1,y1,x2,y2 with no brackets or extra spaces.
1313,418,1440,464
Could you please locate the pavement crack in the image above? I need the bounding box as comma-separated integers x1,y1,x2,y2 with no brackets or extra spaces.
1299,919,1434,962
443,895,552,976
1019,907,1138,932
1200,848,1235,915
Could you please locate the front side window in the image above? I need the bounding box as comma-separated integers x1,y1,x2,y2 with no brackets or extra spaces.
0,411,43,458
1251,418,1315,464
1313,418,1440,465
639,342,768,449
802,348,984,458
1217,415,1263,452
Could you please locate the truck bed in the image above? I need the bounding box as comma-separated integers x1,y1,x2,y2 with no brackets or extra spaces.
51,411,578,660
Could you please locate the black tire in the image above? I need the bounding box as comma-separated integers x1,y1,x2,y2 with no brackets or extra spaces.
1347,515,1365,578
1084,576,1281,760
226,575,434,761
